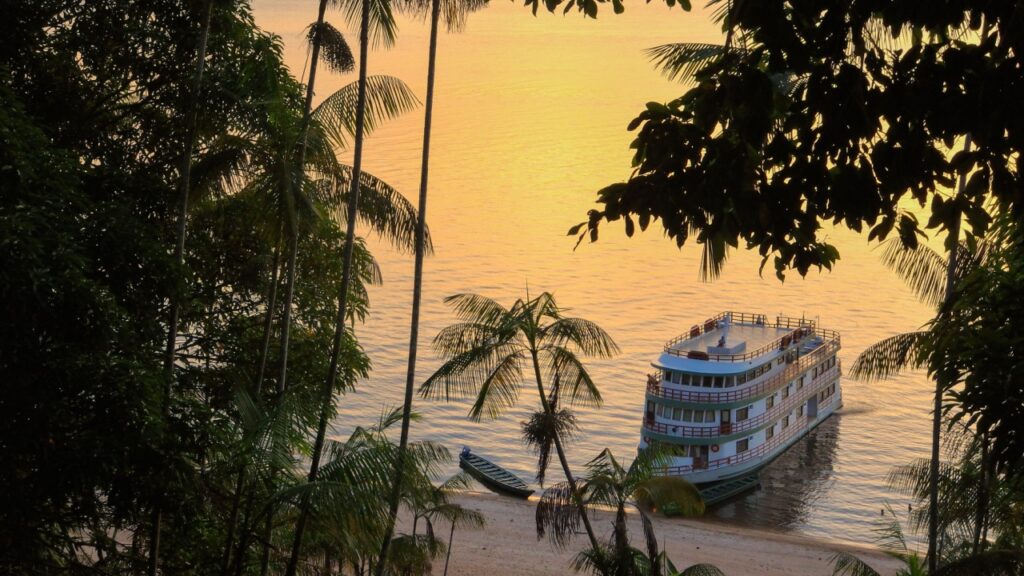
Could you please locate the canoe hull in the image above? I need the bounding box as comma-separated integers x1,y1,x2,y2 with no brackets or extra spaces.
459,455,534,499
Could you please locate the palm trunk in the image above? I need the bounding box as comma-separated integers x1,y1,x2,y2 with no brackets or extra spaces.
928,134,971,572
256,230,284,392
220,467,248,576
442,521,455,576
530,350,601,551
259,510,272,576
372,1,440,573
150,3,214,574
284,2,371,574
972,432,989,555
277,0,331,396
222,233,282,576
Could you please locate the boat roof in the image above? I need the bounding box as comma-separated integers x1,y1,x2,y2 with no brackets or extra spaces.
653,312,824,373
669,322,791,356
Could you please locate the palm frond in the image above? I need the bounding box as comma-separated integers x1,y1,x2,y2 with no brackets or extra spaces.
311,75,419,151
829,552,883,576
307,21,355,73
536,481,582,549
645,42,733,83
313,166,428,253
418,342,523,421
442,293,509,325
879,238,951,309
432,322,503,356
333,0,400,48
467,352,524,421
542,317,620,358
639,508,661,576
190,134,252,199
634,476,704,518
399,0,490,33
849,331,928,381
542,347,603,408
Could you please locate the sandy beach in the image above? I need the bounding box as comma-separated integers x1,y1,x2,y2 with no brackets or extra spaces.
417,491,903,576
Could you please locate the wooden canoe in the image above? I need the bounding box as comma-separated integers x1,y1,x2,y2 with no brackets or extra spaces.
459,450,534,498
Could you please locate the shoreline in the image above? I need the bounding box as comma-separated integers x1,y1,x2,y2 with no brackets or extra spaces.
416,491,903,576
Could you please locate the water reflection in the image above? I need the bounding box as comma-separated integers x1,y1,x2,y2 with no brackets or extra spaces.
711,415,841,530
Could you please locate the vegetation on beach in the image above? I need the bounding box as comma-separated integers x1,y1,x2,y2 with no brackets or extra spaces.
2,1,1023,576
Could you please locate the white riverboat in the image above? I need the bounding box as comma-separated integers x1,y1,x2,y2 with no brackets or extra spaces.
639,312,842,485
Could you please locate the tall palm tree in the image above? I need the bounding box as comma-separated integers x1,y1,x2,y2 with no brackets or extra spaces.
286,0,406,570
150,2,215,573
371,0,488,572
417,292,618,555
541,449,710,576
200,72,417,575
276,0,401,395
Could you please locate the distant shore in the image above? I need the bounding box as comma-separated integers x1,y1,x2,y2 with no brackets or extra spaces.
414,491,902,576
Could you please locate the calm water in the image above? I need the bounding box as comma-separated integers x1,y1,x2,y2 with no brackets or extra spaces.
254,0,934,546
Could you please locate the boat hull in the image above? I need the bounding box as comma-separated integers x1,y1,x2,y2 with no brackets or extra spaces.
459,455,534,499
676,402,841,485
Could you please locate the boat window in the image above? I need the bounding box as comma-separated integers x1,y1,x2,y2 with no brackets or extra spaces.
707,410,716,422
674,372,684,385
782,385,790,399
736,407,749,421
766,425,775,440
766,394,775,409
682,409,692,421
693,410,704,423
664,370,672,382
737,373,746,385
783,415,790,428
725,376,734,387
776,356,784,366
656,404,664,417
672,407,682,420
798,404,804,417
713,376,724,388
736,438,749,453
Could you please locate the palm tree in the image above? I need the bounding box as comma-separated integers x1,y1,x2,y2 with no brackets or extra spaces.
539,448,711,576
418,292,618,554
371,0,488,572
394,472,485,576
200,74,417,575
285,0,407,568
276,0,401,396
151,2,215,573
851,219,996,572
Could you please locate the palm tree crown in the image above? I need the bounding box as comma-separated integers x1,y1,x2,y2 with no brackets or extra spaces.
420,291,618,420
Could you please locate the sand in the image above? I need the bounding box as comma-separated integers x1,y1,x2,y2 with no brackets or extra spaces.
416,491,903,576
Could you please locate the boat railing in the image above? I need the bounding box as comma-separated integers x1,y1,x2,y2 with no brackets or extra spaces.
658,393,840,476
662,312,834,363
647,339,840,404
643,364,840,439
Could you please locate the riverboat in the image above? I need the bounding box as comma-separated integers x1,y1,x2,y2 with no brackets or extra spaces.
639,312,842,485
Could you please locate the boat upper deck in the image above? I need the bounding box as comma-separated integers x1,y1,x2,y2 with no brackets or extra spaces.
660,312,825,369
670,322,792,356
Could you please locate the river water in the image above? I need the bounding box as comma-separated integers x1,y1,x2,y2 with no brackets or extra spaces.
254,0,936,547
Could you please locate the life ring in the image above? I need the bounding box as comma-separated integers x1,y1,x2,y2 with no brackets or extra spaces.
711,445,720,453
